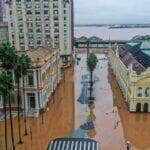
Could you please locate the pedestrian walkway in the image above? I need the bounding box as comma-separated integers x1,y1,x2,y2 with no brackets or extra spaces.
74,53,125,150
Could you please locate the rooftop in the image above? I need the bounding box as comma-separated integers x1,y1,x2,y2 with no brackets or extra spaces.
120,41,150,69
18,47,56,68
118,47,145,74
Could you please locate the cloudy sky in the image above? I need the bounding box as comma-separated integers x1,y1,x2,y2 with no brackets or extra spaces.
74,0,150,24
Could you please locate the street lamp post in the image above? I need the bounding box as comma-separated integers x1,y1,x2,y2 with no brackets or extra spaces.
126,140,132,150
87,40,90,61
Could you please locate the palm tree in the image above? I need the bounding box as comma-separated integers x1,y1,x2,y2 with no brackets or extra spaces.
0,42,18,71
20,54,31,135
14,56,24,144
87,53,98,102
0,42,18,150
0,72,14,150
8,93,15,150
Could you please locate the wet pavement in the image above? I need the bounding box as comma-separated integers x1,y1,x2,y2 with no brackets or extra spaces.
74,53,150,150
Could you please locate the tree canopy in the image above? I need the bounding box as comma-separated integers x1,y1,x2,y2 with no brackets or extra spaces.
87,53,98,72
0,42,18,70
0,72,13,94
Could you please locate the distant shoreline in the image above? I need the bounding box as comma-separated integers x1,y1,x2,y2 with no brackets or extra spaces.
75,24,150,29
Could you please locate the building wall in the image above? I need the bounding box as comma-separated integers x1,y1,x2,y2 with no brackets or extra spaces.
7,0,73,66
0,25,8,44
108,48,150,112
50,0,73,67
8,0,52,51
0,0,9,44
20,49,61,117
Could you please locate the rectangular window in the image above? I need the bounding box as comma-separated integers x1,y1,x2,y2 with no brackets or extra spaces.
28,74,34,86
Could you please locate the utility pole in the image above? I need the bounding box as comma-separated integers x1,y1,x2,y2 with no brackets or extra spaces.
87,40,90,61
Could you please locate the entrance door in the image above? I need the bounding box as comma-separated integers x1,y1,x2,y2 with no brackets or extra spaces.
143,103,148,112
28,93,36,109
136,103,141,112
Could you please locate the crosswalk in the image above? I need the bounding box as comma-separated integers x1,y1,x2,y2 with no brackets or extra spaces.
47,138,100,150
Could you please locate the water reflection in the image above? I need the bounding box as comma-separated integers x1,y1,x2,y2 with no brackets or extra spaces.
73,70,97,139
74,54,126,150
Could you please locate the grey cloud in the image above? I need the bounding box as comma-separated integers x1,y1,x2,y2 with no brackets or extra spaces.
74,0,150,24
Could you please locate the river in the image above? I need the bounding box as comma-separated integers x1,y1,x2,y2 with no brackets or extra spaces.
74,26,150,40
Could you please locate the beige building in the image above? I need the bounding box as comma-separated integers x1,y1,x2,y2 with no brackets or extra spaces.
108,43,150,112
7,0,52,51
18,47,61,116
7,0,73,67
50,0,73,67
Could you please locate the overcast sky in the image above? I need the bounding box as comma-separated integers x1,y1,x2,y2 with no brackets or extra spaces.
74,0,150,24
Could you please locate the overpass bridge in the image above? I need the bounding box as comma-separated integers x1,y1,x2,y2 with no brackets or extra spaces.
74,36,128,48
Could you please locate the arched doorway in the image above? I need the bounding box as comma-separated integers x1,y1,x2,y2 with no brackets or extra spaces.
136,103,141,112
143,103,148,112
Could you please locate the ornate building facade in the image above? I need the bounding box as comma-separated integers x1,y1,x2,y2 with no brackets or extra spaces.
18,47,61,116
108,42,150,112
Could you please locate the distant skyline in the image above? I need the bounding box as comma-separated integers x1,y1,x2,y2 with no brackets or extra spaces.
74,0,150,24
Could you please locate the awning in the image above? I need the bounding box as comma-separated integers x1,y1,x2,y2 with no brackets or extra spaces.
47,138,100,150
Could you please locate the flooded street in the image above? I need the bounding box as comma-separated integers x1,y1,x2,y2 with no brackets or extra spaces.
74,53,150,150
0,53,150,150
110,69,150,150
0,67,75,150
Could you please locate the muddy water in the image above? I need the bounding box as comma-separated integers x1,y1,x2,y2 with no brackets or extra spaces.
0,67,75,150
74,53,150,150
74,54,125,150
109,69,150,150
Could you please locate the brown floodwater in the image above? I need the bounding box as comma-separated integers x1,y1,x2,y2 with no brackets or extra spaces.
109,68,150,150
0,67,75,150
74,53,150,150
0,53,150,150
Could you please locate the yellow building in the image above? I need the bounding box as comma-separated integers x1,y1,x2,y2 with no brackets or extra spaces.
108,43,150,112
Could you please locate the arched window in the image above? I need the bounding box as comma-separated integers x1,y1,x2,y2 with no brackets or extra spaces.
137,87,142,97
145,87,150,97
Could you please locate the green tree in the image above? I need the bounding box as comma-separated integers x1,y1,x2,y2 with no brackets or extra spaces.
20,54,31,135
0,42,18,70
87,53,98,102
0,72,14,150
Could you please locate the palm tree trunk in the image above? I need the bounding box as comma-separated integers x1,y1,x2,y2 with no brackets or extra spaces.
41,110,44,124
8,93,15,150
17,78,23,144
3,91,8,150
22,76,28,136
90,71,93,100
